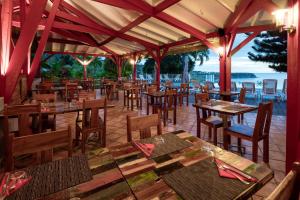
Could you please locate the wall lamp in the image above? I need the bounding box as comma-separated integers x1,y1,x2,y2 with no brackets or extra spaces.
272,9,296,33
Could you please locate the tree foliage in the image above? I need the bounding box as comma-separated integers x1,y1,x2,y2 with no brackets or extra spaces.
248,31,287,72
142,49,209,74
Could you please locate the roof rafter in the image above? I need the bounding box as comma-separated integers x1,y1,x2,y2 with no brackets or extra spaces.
96,0,180,48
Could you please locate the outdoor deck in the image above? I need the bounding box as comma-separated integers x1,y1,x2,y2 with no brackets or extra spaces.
52,89,286,199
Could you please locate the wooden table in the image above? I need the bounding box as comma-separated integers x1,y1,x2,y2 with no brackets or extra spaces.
41,131,273,200
144,91,165,114
208,90,240,101
31,86,83,93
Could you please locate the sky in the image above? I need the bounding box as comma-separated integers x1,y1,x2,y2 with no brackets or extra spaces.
194,34,277,73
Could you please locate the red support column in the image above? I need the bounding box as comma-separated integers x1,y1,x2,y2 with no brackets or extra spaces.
219,36,232,92
132,54,137,81
4,0,48,103
83,65,87,80
27,0,61,88
156,59,161,88
286,0,300,172
0,0,13,97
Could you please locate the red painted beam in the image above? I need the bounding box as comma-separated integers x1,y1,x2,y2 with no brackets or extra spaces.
161,37,199,49
93,0,150,13
286,0,300,173
227,33,236,56
231,31,259,56
224,0,252,29
4,0,48,102
46,37,85,45
0,0,13,97
28,0,61,88
44,51,107,57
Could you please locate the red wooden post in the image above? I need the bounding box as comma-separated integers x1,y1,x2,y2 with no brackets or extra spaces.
0,0,13,97
219,36,231,92
156,59,161,88
4,0,48,103
27,0,61,88
83,65,87,80
286,0,300,172
132,54,137,81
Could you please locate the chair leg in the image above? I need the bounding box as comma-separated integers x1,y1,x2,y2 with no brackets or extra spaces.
186,95,189,106
213,127,217,146
238,115,241,124
173,109,176,124
163,110,167,126
241,114,244,123
82,133,86,153
75,126,80,146
223,132,229,150
208,127,212,139
237,138,242,154
263,137,269,163
252,142,258,163
197,121,201,138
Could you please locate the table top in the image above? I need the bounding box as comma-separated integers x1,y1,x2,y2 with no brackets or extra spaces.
143,91,165,97
43,131,273,200
31,86,83,92
208,90,240,96
0,102,115,117
193,100,258,115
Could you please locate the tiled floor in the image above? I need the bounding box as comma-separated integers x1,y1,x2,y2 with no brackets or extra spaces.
56,90,287,199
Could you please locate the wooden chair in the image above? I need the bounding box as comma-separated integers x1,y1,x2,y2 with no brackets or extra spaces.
194,93,230,145
236,88,246,123
33,93,57,131
127,114,162,142
65,83,79,102
178,83,189,106
128,85,142,110
231,81,237,92
224,101,273,163
266,162,300,200
282,79,287,101
146,85,158,115
75,98,107,153
81,78,94,91
6,125,72,171
160,89,177,126
261,79,280,101
3,104,41,139
38,82,53,94
205,81,215,90
123,82,133,107
106,82,119,100
242,82,257,99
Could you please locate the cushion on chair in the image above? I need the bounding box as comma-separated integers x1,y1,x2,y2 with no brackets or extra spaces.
204,116,228,126
226,124,254,137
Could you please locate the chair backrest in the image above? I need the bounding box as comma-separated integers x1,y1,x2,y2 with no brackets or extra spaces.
79,91,96,102
242,82,255,93
38,82,53,94
231,82,237,92
180,83,189,93
202,85,209,93
253,101,273,140
195,93,209,104
205,81,215,90
194,93,210,119
164,89,177,109
127,114,162,142
147,85,157,94
266,162,300,200
263,79,277,94
66,83,79,101
165,80,173,88
238,88,246,103
191,80,201,89
6,125,72,171
283,79,287,94
4,104,41,138
33,93,57,103
82,98,107,130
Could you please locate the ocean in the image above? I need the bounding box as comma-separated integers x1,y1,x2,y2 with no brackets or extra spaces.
232,73,287,89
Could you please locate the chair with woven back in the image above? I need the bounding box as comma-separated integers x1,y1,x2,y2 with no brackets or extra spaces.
178,83,189,106
65,83,79,102
33,93,57,131
194,93,231,145
224,101,273,163
266,162,300,200
6,125,72,171
160,89,177,126
75,98,107,153
127,114,162,142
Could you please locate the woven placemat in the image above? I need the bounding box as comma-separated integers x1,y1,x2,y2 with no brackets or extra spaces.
163,158,254,200
8,155,92,200
222,105,250,112
140,133,192,158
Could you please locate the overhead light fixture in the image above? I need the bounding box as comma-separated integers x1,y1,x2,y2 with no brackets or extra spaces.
130,59,135,65
217,46,224,57
272,9,295,33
